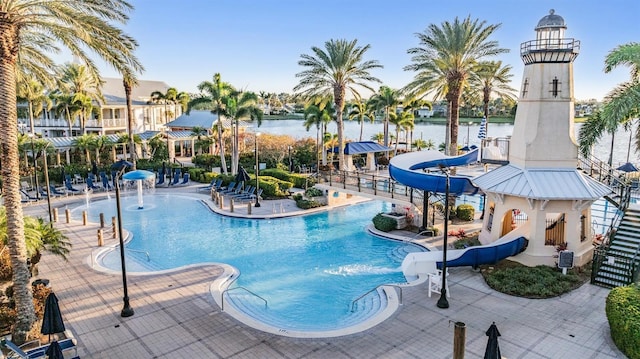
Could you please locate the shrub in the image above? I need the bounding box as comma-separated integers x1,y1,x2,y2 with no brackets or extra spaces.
260,168,314,188
0,249,12,280
294,198,324,209
185,168,206,182
0,304,16,332
372,213,396,232
453,237,481,249
456,204,475,221
483,262,583,298
606,284,640,359
376,156,389,165
305,187,324,197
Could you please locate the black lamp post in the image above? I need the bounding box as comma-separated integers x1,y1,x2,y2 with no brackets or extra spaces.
254,133,261,208
27,134,40,200
41,144,53,225
288,145,293,172
437,164,450,309
112,159,134,317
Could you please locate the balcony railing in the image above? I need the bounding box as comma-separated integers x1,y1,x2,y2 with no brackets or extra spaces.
480,137,510,164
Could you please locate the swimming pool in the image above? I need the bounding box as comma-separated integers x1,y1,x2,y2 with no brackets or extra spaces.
79,194,426,335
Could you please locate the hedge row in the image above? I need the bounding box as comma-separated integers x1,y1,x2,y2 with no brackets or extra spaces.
260,168,315,188
606,284,640,359
372,213,396,232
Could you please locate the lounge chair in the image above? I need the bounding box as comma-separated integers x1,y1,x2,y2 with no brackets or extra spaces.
218,181,238,195
156,169,165,185
21,181,32,191
64,179,81,194
168,172,180,186
177,173,190,186
20,189,38,203
237,188,262,203
101,174,113,190
49,185,66,197
1,337,78,359
230,186,255,199
197,178,221,192
86,176,101,191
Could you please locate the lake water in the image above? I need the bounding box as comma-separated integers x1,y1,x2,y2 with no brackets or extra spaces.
256,119,635,168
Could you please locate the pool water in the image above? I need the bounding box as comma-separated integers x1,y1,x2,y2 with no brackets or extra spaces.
79,194,426,332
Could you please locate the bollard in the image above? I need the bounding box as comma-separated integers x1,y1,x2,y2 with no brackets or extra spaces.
65,209,71,223
219,196,224,209
211,188,215,201
230,199,234,213
97,229,104,246
82,211,88,225
52,208,58,223
247,202,252,215
112,216,117,238
99,213,105,228
453,321,466,359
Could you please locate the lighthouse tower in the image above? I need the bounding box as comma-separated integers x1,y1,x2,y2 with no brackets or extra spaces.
510,9,580,169
473,10,611,266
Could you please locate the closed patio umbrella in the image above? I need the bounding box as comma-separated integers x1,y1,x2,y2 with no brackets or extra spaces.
41,292,65,341
235,166,251,184
478,117,487,140
45,340,64,359
484,322,501,359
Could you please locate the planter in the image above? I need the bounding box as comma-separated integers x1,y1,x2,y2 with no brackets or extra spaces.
382,212,408,229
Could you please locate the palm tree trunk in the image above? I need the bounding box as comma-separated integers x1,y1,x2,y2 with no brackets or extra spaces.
321,122,327,165
124,80,136,168
28,101,35,135
66,107,73,136
359,118,364,142
0,36,37,344
483,99,490,137
608,132,615,168
217,113,227,175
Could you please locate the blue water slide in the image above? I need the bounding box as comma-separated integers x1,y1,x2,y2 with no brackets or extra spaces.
388,149,480,195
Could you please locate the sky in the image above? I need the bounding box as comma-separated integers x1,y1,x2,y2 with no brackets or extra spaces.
90,0,640,102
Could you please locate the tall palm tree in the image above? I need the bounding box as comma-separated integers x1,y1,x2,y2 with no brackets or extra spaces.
72,134,97,164
389,110,414,155
347,99,373,142
57,63,104,134
367,86,400,152
579,43,640,164
225,90,262,175
294,39,382,171
0,1,140,343
404,16,507,156
304,97,334,166
50,91,83,136
469,60,516,136
16,76,52,135
190,73,234,174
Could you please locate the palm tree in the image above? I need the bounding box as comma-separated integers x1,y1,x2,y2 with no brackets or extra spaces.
578,43,640,164
16,76,52,135
72,134,97,164
404,16,508,156
225,90,262,175
190,74,234,174
469,60,516,136
347,99,372,142
371,132,384,144
304,98,334,166
57,63,104,134
294,39,382,171
50,91,83,136
389,110,414,155
0,2,140,342
368,86,400,152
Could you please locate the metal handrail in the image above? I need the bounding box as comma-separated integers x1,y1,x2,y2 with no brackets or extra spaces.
126,248,150,261
221,286,268,311
350,284,402,312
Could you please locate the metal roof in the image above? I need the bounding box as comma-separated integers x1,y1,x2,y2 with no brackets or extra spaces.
535,9,566,30
166,110,221,129
43,131,195,151
101,78,172,106
472,165,612,200
331,141,391,154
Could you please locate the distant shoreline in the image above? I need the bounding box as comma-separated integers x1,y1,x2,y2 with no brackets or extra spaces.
262,114,589,124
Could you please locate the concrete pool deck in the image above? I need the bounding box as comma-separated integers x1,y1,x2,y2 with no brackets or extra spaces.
20,185,625,358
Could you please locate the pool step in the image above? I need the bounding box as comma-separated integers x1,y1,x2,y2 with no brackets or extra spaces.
388,245,425,262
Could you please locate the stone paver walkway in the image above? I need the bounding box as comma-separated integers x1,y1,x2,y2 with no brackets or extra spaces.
19,185,625,358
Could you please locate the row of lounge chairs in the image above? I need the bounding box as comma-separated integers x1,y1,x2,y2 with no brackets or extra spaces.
198,180,262,203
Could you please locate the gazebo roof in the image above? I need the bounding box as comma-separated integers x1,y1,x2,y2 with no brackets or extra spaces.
332,141,391,155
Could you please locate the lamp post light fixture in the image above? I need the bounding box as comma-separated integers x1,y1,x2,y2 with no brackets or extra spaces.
288,145,293,172
112,159,135,317
467,121,472,147
437,164,450,309
254,132,261,208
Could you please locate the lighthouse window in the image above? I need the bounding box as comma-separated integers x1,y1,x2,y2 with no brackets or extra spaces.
521,78,529,98
551,77,560,97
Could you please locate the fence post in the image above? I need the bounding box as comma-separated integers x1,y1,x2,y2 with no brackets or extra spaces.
247,202,252,215
112,216,117,238
82,211,88,225
65,209,71,223
219,196,224,209
230,199,234,213
453,321,466,359
97,229,104,246
52,208,58,223
99,213,105,228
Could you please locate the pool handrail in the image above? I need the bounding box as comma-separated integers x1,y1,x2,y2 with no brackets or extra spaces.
222,286,268,311
126,248,150,261
350,284,402,312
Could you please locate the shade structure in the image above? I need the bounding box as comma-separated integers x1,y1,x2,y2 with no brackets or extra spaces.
484,322,501,359
111,159,134,171
45,340,64,359
235,166,251,184
41,293,65,339
478,117,487,139
616,162,638,172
